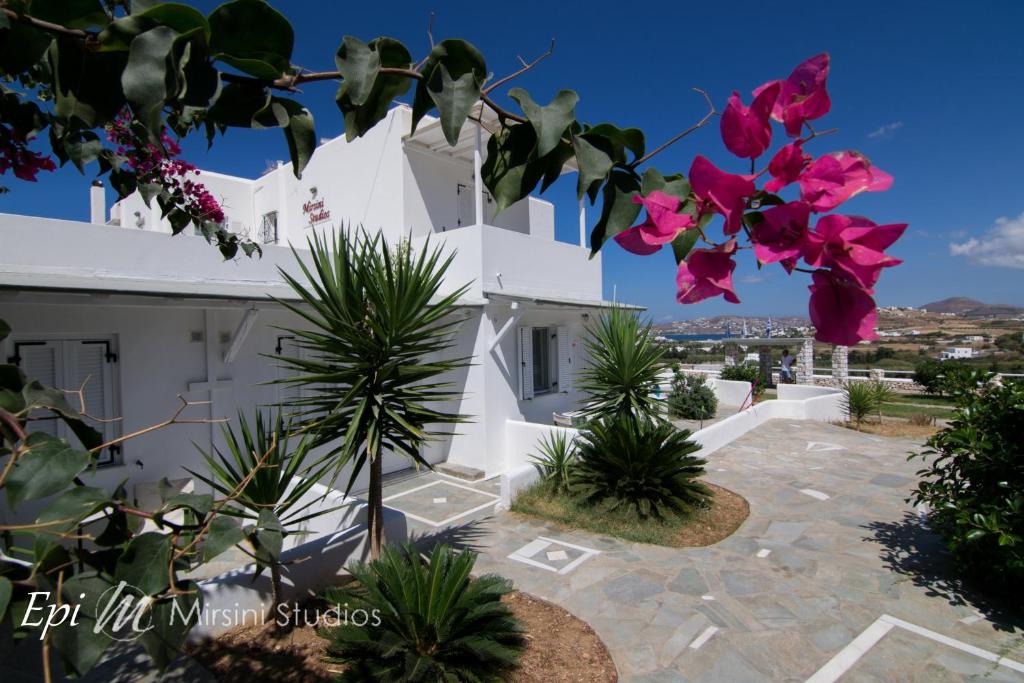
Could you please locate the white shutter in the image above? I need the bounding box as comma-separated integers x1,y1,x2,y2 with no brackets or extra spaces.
517,326,534,400
71,342,119,459
557,326,571,393
18,342,61,438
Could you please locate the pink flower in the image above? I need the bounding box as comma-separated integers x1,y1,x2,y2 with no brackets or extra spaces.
751,201,810,269
803,214,907,290
754,53,832,137
798,151,893,212
676,240,740,304
614,191,696,255
808,269,878,345
720,82,780,159
689,155,754,235
764,142,810,193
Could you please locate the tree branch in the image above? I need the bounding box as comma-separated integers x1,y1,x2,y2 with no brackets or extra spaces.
0,7,94,40
483,38,556,94
630,88,717,168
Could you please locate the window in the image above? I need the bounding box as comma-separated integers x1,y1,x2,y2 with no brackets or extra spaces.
518,326,573,400
260,211,279,244
12,338,122,466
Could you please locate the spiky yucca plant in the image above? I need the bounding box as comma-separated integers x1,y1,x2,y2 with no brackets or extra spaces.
320,543,525,682
273,228,472,558
529,429,576,494
842,381,878,429
188,410,337,612
572,415,711,519
578,308,665,422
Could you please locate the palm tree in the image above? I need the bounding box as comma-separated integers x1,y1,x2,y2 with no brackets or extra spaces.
273,228,472,558
578,307,665,422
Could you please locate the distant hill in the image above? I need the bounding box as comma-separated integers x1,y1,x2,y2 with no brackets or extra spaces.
921,297,1024,318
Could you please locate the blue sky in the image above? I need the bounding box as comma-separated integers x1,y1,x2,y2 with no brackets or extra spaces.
4,0,1024,321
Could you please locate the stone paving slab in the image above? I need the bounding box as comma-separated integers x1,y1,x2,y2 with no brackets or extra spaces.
429,420,1024,682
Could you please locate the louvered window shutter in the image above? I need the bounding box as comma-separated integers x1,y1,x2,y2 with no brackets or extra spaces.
557,326,571,393
72,342,119,463
517,327,534,400
19,342,61,438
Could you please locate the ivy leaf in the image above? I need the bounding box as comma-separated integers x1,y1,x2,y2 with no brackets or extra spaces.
0,12,9,30
62,130,103,172
480,123,545,214
21,380,103,450
335,36,411,141
0,23,53,76
411,39,487,143
590,169,642,255
0,318,9,341
28,0,108,29
204,515,244,562
5,434,92,509
508,88,578,158
207,82,271,128
35,486,110,534
208,0,293,80
139,581,202,670
122,26,179,135
100,3,210,52
277,98,316,178
671,229,701,265
50,573,115,676
115,532,172,594
0,577,11,624
572,134,613,203
641,167,690,202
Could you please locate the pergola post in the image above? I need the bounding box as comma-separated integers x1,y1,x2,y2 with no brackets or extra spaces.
473,120,484,226
758,346,773,387
797,338,814,384
831,345,849,385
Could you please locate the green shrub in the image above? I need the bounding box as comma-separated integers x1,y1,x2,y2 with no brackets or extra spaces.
571,416,710,519
529,429,576,494
321,543,525,682
914,359,985,398
842,381,884,428
667,371,718,421
578,308,665,422
719,363,764,398
909,379,1024,594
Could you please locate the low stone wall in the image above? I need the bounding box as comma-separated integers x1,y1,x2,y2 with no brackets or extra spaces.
811,376,926,393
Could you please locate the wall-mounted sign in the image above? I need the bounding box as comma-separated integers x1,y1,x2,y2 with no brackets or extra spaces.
302,197,331,227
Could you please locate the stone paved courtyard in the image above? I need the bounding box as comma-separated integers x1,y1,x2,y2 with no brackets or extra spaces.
401,420,1024,682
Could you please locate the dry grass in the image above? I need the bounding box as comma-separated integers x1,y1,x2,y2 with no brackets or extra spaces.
841,420,940,440
188,590,617,683
511,481,749,547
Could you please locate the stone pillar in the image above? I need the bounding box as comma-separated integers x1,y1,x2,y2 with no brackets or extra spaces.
758,346,773,387
797,338,814,384
831,345,849,385
869,368,885,382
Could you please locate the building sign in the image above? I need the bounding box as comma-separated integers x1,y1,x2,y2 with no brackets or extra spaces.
302,197,331,227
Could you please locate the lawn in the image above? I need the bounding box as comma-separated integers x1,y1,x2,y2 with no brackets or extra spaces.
887,393,957,407
511,480,748,547
879,401,954,420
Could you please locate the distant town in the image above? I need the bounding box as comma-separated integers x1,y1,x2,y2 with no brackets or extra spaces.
653,297,1024,372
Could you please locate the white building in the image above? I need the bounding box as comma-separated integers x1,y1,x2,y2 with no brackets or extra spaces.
0,105,622,522
940,347,976,360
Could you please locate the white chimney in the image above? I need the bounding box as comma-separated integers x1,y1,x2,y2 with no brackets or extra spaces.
89,180,106,225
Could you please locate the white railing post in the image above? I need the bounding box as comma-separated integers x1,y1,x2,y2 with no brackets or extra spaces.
474,120,484,226
578,198,586,247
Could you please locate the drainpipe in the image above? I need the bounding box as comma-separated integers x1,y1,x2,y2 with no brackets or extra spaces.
488,302,522,353
474,120,484,227
90,180,106,225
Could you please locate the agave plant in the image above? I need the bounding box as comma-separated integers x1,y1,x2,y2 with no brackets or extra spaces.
273,228,472,558
320,543,525,682
529,429,577,494
578,308,665,422
188,410,336,613
572,415,711,519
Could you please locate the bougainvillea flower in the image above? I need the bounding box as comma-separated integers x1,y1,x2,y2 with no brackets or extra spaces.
798,151,893,212
720,82,781,159
754,53,831,137
614,191,696,255
764,142,810,193
689,155,755,235
751,201,811,269
676,240,740,304
803,214,907,290
808,269,878,345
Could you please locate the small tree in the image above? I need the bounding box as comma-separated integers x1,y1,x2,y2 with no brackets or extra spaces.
274,229,471,558
578,308,665,422
188,410,337,616
667,370,718,422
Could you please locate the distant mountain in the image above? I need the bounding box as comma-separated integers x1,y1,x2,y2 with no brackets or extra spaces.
921,297,1024,318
